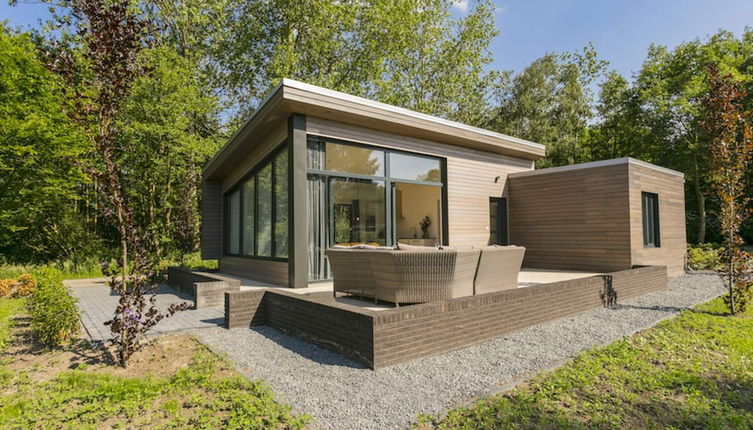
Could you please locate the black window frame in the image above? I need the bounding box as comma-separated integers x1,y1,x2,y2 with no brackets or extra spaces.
223,142,289,261
641,191,660,248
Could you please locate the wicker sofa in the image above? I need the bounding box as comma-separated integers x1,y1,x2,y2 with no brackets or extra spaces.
368,248,481,306
326,244,526,306
326,247,382,299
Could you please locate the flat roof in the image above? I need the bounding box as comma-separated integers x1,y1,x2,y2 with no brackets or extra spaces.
204,79,546,178
508,157,685,179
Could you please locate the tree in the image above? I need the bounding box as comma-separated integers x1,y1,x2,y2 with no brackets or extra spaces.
486,44,607,167
0,25,89,263
148,0,500,125
702,67,753,314
587,71,654,162
116,47,222,257
43,0,188,367
627,30,753,243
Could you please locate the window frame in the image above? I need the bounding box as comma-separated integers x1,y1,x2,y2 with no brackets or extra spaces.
641,191,661,248
223,142,289,262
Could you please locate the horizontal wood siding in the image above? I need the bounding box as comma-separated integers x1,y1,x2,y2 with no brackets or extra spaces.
218,256,288,286
200,180,222,259
220,122,287,192
508,164,633,272
306,117,534,248
628,164,686,276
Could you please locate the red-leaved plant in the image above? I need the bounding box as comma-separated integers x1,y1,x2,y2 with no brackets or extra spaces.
44,0,188,366
702,66,753,314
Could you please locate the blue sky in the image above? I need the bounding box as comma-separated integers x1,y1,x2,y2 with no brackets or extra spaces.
2,0,752,79
463,0,753,78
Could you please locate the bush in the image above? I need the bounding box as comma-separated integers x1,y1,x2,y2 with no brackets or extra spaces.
156,251,218,273
0,273,37,298
687,243,723,271
0,258,104,280
26,268,79,347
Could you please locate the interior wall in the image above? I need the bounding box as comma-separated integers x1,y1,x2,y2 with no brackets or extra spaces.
395,183,441,241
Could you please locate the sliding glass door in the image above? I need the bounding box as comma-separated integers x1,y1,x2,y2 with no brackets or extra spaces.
330,178,387,246
306,135,446,281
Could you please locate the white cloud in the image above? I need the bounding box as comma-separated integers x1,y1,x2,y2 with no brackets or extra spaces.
452,0,470,13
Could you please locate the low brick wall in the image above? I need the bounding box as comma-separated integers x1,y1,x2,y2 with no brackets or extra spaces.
167,267,241,309
371,265,667,368
264,291,375,367
223,265,668,369
225,289,266,328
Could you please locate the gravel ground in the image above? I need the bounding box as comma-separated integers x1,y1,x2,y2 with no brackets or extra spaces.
194,273,724,430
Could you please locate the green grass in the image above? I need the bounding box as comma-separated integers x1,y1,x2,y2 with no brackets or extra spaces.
0,262,103,281
0,299,307,429
416,297,753,429
0,251,219,281
0,299,24,351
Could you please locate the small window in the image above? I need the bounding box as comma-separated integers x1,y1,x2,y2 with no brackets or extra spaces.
642,192,660,248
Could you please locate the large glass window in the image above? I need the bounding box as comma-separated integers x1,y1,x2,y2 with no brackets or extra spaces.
389,152,441,182
223,146,288,259
331,179,387,245
226,189,240,255
326,142,384,176
241,179,255,255
307,139,385,176
256,164,273,256
274,150,289,257
306,135,446,281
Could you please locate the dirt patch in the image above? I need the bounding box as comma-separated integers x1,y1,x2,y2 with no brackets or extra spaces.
5,314,210,382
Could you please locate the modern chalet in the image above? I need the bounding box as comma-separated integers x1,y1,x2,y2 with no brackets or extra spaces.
169,79,688,369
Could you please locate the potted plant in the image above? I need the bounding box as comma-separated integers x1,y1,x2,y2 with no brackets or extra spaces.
419,216,432,239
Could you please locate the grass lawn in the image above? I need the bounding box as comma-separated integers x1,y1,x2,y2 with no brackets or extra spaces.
0,299,308,429
416,297,753,429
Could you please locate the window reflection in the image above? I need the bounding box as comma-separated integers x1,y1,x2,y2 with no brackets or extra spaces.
257,164,272,256
390,152,441,182
325,141,384,176
331,179,386,246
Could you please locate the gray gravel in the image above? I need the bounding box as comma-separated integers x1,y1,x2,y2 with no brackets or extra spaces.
193,273,724,430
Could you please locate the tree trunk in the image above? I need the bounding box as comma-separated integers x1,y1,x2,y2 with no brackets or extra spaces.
693,155,706,243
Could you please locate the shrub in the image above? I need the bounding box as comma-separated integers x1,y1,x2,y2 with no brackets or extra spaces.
687,243,723,271
26,268,79,347
156,251,218,273
0,273,37,298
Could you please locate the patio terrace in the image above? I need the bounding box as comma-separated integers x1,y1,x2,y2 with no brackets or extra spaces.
216,265,667,369
213,268,604,312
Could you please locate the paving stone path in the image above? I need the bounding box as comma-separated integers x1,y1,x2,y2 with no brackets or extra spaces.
68,278,224,341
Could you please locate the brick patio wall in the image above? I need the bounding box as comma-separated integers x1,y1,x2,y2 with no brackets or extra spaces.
371,265,667,368
167,267,240,309
264,291,375,366
223,265,668,369
225,289,267,328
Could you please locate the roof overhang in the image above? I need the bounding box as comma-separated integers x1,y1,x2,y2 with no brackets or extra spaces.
508,157,685,179
204,79,546,180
